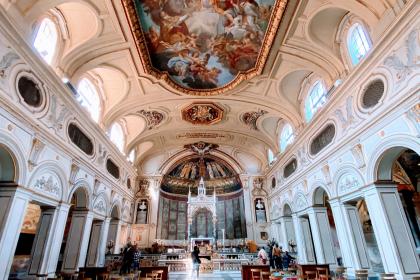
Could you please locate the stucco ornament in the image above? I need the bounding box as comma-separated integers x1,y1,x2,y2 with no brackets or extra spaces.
384,29,419,84
94,199,106,214
33,175,60,198
337,173,361,195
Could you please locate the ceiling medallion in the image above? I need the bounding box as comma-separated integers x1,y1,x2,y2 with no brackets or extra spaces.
241,109,268,130
182,102,224,125
138,109,164,129
122,0,289,96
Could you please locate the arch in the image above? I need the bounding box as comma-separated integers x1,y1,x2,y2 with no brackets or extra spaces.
0,132,26,185
67,179,91,209
312,186,330,206
283,203,293,216
0,144,17,182
158,148,244,176
109,203,121,220
28,161,67,201
367,135,420,183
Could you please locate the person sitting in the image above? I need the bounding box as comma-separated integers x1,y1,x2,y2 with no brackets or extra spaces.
282,251,295,270
257,247,268,265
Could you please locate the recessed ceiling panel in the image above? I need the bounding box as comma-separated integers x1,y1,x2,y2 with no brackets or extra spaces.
122,0,289,95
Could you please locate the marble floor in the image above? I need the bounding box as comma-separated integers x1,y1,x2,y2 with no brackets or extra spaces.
168,272,242,280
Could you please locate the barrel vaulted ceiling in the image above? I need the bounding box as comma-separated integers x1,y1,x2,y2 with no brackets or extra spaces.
2,0,397,175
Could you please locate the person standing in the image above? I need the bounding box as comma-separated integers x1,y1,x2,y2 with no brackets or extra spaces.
132,244,141,271
273,244,283,270
191,245,201,279
257,247,268,265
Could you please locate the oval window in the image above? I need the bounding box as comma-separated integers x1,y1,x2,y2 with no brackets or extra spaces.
18,76,42,107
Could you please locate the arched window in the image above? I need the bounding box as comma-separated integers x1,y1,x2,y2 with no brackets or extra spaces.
305,80,327,122
76,78,100,122
128,149,136,163
280,123,294,152
267,149,275,164
109,122,125,153
347,23,371,66
33,18,58,65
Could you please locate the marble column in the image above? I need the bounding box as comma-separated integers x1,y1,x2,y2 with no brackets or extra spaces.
107,220,122,254
293,214,316,264
148,178,160,247
279,216,295,251
364,183,420,278
86,220,104,267
0,183,31,280
307,207,336,264
241,176,254,240
329,199,370,274
28,203,70,277
61,210,94,272
97,218,110,267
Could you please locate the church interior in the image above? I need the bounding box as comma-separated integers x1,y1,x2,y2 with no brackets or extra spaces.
0,0,419,279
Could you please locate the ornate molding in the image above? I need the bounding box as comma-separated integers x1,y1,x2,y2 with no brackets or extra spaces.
121,0,290,95
28,137,46,171
337,173,361,195
33,176,60,198
335,96,357,131
241,110,268,130
138,110,164,129
94,199,106,214
181,103,224,125
184,141,219,156
0,51,19,78
383,29,419,84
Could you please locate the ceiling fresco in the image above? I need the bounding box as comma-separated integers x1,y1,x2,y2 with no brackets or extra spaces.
161,155,242,195
122,0,289,95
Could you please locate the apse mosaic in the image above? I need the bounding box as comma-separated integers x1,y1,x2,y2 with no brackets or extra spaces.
122,0,289,95
161,156,241,195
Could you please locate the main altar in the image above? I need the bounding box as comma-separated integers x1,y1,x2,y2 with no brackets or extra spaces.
187,177,217,244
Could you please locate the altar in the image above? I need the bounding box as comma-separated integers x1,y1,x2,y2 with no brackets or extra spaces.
187,177,217,240
190,237,215,253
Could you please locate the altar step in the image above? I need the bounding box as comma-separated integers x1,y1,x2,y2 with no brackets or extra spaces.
169,271,242,280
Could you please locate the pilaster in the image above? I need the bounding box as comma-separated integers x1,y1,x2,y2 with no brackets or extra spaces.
0,184,31,280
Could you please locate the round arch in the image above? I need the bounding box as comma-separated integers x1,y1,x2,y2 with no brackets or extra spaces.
283,203,293,216
0,144,17,182
367,135,420,183
110,203,121,220
68,180,91,209
0,132,27,185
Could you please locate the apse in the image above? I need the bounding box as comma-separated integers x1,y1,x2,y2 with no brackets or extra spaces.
157,155,247,240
